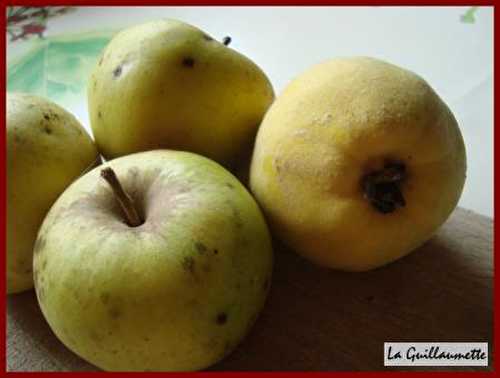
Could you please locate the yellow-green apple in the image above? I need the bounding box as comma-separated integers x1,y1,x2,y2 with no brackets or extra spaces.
88,19,274,171
7,93,100,293
33,150,273,371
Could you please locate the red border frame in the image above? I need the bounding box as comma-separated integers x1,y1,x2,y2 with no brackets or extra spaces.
2,1,498,5
1,0,6,375
2,2,496,376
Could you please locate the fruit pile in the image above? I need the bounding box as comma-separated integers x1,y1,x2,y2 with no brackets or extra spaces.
6,19,466,372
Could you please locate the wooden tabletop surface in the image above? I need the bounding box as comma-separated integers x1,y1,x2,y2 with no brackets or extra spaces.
7,207,493,372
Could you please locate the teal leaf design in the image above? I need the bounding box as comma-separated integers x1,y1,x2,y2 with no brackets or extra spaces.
7,31,115,107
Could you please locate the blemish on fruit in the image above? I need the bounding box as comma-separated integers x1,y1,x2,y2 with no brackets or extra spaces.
274,158,282,174
108,307,122,319
43,113,50,121
100,292,110,304
203,263,211,273
98,111,103,119
213,249,219,255
98,57,103,66
230,205,243,228
113,65,122,78
182,57,195,68
216,312,228,325
90,331,102,343
44,126,52,135
182,256,195,273
225,182,234,189
195,241,207,254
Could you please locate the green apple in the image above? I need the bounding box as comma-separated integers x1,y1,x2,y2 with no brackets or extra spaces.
87,19,274,170
7,93,100,294
33,150,273,371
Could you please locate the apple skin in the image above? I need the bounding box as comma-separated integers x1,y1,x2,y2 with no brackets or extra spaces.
7,93,100,294
250,57,466,271
88,19,274,170
33,150,273,371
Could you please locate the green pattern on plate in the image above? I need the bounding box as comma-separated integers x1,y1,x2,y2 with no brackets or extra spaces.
7,31,115,105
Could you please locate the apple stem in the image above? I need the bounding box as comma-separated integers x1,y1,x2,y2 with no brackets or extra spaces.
361,161,406,214
100,167,143,227
223,36,232,46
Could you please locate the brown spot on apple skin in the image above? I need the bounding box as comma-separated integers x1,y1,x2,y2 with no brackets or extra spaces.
216,312,228,325
113,65,122,78
182,57,195,68
89,331,102,343
182,256,195,274
100,292,110,304
195,241,207,254
230,205,243,229
108,307,122,319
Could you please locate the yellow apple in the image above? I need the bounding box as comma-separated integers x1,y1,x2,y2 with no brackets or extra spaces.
88,19,274,170
7,93,100,293
250,57,466,271
33,150,273,371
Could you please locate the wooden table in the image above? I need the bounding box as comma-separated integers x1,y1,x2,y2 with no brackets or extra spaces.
7,207,493,371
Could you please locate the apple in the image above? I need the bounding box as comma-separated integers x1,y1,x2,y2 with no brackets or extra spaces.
7,93,100,294
250,57,466,271
33,150,273,371
87,19,274,170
